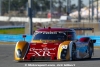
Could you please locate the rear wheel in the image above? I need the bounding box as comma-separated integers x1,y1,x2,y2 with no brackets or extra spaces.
88,42,93,59
88,47,92,59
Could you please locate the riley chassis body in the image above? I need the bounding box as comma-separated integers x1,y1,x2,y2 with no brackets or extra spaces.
14,27,96,61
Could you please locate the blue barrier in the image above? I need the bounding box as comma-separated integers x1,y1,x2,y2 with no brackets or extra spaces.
0,34,32,42
0,34,100,46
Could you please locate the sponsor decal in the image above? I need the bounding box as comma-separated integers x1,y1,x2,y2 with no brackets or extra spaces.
29,47,56,56
41,44,47,47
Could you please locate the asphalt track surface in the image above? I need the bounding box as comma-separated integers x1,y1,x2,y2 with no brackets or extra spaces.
0,44,100,67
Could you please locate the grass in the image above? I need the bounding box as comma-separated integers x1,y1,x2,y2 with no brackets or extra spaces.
0,28,25,34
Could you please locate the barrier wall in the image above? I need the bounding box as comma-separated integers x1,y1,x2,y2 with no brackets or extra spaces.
0,34,32,42
0,34,100,46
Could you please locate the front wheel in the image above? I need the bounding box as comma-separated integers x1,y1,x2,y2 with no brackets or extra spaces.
72,44,77,60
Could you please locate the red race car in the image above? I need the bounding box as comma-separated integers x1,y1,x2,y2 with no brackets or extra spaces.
14,27,96,61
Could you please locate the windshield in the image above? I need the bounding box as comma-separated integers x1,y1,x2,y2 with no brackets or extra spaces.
33,32,75,40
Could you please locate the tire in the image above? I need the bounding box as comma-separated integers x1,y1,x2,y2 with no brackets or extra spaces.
72,44,77,60
88,42,93,59
88,47,92,59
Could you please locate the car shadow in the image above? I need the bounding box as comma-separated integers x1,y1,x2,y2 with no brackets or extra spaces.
72,57,100,61
16,58,100,63
16,60,71,63
87,58,100,61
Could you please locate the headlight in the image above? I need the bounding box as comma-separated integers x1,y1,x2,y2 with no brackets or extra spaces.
62,45,68,49
16,49,22,58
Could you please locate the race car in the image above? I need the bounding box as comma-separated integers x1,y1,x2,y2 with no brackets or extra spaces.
14,27,96,61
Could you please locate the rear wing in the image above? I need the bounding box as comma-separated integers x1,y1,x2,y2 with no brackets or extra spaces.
71,27,94,32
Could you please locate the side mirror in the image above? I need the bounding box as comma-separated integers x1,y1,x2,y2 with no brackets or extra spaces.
93,40,96,43
23,35,26,41
33,31,35,34
90,40,96,43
